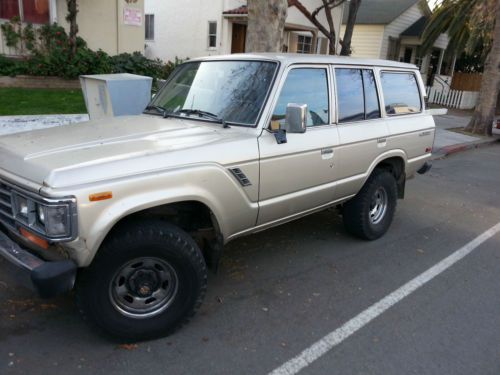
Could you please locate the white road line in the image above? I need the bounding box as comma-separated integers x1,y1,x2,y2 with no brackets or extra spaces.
269,222,500,375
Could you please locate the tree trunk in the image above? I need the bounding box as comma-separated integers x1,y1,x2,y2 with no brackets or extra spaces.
465,1,500,136
327,33,336,54
66,0,79,56
340,0,361,56
290,0,347,55
246,0,288,53
322,0,336,55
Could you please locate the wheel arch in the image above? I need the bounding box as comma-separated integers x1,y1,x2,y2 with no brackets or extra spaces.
366,151,407,199
83,197,225,269
104,200,224,269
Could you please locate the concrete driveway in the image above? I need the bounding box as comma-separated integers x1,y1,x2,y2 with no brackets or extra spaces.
1,145,500,375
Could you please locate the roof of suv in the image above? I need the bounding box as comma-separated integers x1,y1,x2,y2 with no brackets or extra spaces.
192,53,418,70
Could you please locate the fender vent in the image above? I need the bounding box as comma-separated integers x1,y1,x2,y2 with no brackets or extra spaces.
229,168,252,186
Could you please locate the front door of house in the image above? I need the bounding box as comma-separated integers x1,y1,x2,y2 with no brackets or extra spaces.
231,23,247,53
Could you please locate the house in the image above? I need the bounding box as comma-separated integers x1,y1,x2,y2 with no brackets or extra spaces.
340,0,452,86
144,0,342,62
0,0,145,56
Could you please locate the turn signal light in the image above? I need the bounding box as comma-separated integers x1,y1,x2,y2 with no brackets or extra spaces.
89,191,113,202
19,227,49,249
425,147,432,153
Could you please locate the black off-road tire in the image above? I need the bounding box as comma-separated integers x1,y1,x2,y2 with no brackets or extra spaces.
75,220,207,342
342,169,397,240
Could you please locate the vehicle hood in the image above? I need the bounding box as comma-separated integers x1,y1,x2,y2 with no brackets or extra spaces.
0,115,256,189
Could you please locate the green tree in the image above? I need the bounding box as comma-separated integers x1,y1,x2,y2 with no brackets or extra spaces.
422,0,499,136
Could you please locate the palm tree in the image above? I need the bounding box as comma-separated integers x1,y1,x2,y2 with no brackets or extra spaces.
422,0,499,136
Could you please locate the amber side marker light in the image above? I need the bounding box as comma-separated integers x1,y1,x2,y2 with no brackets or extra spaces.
19,227,49,249
89,192,113,202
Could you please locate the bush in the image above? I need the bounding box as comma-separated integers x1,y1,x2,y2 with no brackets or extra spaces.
0,55,28,77
110,52,185,90
0,21,185,82
25,23,112,78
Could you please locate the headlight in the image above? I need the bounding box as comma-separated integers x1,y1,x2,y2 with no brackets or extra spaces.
12,192,76,241
44,205,70,236
16,196,29,218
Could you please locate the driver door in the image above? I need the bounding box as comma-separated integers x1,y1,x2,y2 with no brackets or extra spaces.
257,65,340,226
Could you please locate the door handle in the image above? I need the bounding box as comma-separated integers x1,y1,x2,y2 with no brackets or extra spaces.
321,148,334,159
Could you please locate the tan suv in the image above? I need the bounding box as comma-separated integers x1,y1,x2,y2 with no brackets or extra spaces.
0,53,434,340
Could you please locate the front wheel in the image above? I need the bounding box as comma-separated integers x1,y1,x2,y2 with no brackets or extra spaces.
76,220,207,341
342,170,397,240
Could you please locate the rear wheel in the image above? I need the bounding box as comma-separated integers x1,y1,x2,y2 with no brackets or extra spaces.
343,170,397,240
76,220,207,341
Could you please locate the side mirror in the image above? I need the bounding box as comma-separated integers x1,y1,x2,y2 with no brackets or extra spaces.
285,103,307,133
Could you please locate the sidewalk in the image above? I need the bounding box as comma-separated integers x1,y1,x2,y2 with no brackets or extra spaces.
0,112,498,157
432,112,499,158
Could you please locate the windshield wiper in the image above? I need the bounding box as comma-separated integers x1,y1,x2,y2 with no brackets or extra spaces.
176,109,229,128
144,105,173,118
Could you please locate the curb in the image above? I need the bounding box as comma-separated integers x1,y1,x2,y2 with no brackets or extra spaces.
433,137,500,160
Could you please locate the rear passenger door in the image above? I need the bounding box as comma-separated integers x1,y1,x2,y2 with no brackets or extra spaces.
333,66,388,198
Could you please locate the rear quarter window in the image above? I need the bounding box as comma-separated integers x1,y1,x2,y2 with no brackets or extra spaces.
380,72,421,115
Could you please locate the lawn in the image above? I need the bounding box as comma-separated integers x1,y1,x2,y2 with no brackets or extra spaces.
0,87,87,115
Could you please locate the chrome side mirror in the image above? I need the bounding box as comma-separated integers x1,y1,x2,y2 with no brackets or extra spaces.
285,103,307,133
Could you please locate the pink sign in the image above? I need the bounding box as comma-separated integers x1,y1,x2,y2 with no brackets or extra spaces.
123,7,142,26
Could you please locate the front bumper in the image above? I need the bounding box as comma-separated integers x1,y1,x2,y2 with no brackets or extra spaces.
0,229,77,298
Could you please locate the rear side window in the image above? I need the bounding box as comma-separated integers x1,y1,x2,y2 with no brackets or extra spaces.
335,68,381,123
380,72,421,115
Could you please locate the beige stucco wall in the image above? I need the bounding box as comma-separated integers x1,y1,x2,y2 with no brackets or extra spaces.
55,0,144,55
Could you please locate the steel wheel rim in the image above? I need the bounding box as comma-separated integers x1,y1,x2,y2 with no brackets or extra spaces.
369,187,388,225
109,257,179,319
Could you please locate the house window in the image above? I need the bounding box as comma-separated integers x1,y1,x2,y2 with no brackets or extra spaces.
208,21,217,48
402,47,413,63
387,37,399,61
145,14,154,40
297,35,312,54
0,0,49,24
0,0,20,20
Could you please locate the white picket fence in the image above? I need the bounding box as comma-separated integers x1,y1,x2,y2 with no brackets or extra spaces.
426,86,479,110
426,86,462,108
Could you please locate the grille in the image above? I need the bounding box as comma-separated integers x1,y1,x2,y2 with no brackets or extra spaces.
0,181,15,229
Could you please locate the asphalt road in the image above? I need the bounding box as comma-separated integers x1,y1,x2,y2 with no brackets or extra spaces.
1,144,500,375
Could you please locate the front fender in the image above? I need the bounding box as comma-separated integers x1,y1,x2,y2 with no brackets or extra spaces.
52,164,258,266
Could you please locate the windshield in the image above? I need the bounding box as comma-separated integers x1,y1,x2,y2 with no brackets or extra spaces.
148,60,277,126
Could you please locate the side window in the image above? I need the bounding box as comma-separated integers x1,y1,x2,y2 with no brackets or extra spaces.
335,68,381,123
272,68,329,127
363,70,381,119
380,72,421,115
335,68,364,123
